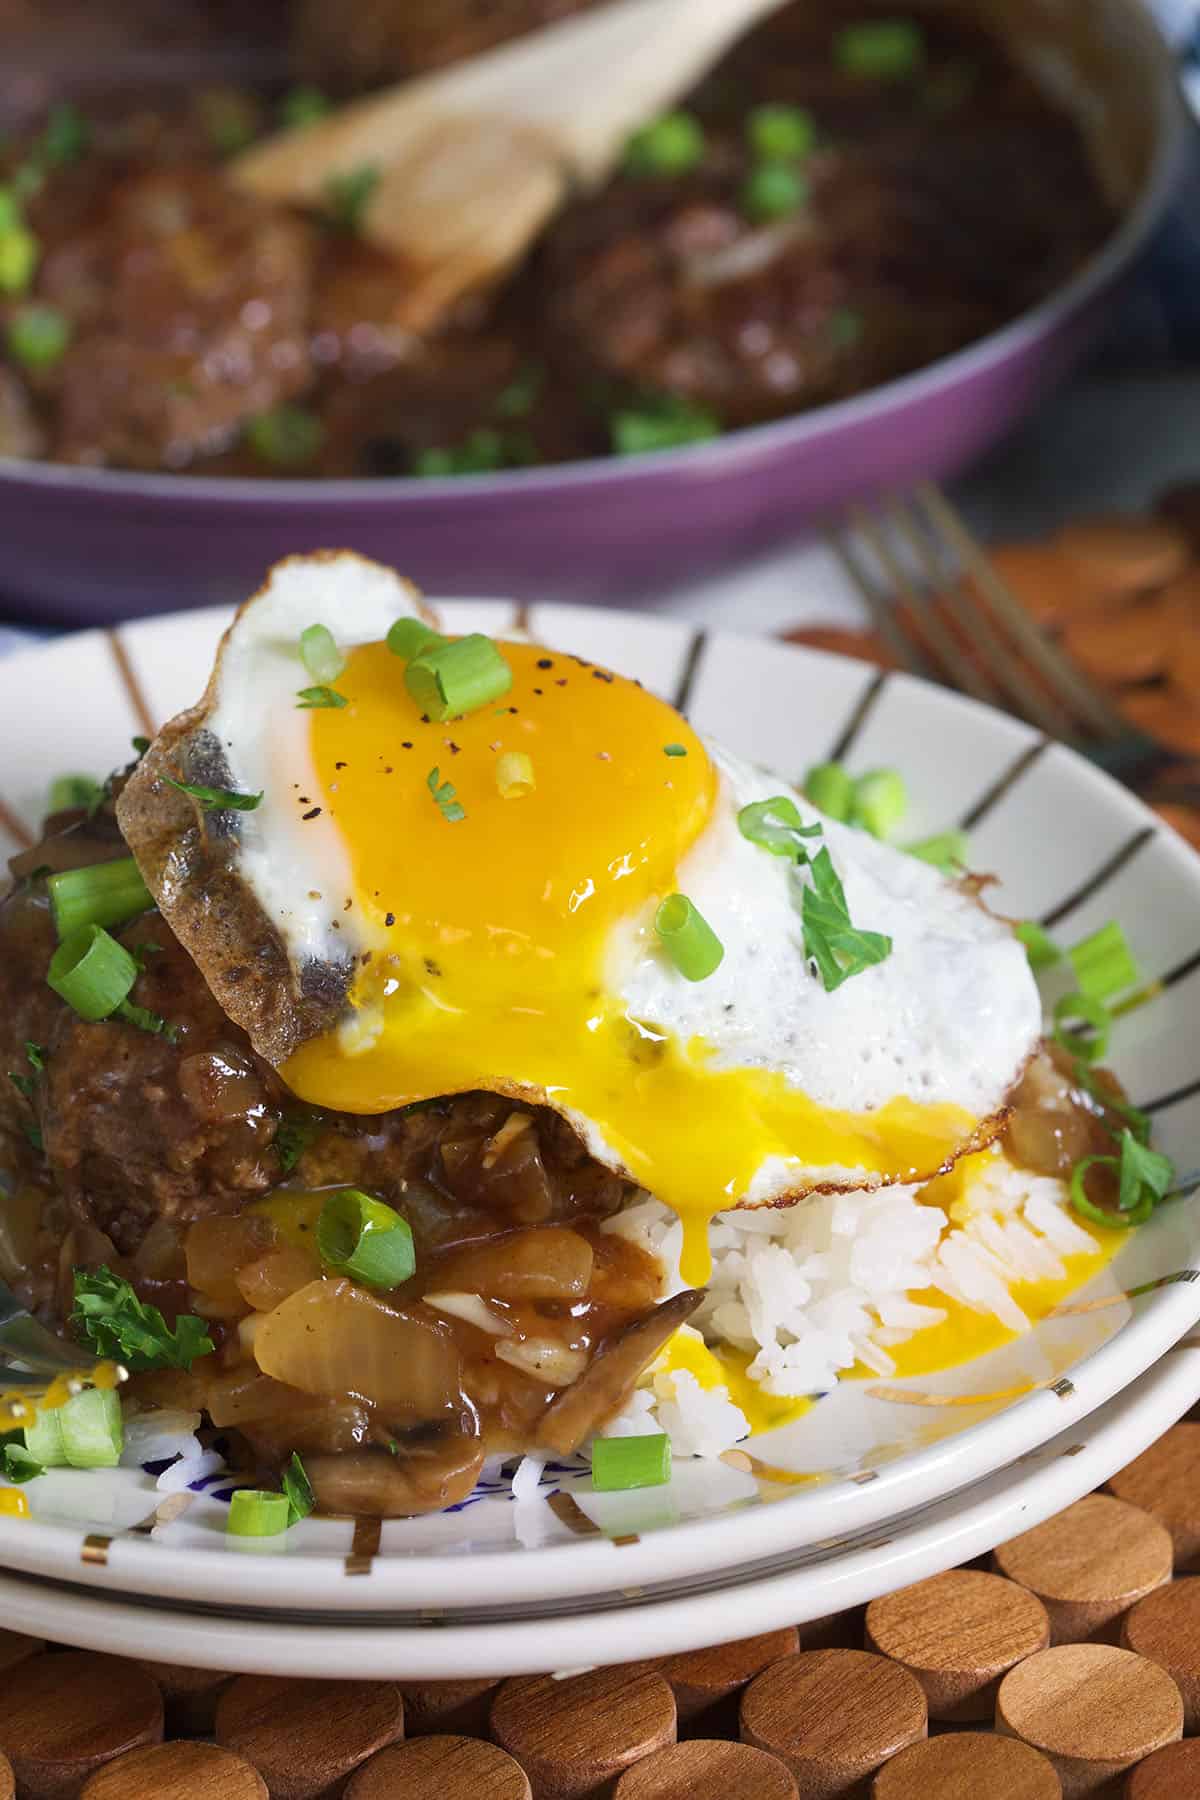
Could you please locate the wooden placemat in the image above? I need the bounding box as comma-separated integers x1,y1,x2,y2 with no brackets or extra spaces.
5,1407,1200,1799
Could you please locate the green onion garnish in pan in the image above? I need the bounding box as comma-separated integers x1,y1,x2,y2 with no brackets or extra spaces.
801,846,892,992
1070,1128,1174,1230
296,686,348,710
1052,990,1111,1065
747,104,816,163
387,617,443,662
405,634,513,722
247,405,324,469
852,768,907,840
165,777,263,813
624,111,705,178
592,1432,672,1492
1014,920,1062,970
0,227,37,297
280,86,331,130
47,926,139,1021
317,1188,416,1288
227,1489,291,1538
48,858,154,940
611,396,720,457
655,893,724,982
834,20,926,80
742,163,809,223
6,304,71,371
23,1386,123,1471
1068,920,1139,1003
663,744,688,758
803,762,855,823
907,831,970,874
325,163,380,233
47,773,102,814
737,795,823,860
299,623,345,686
427,766,466,824
282,1451,315,1525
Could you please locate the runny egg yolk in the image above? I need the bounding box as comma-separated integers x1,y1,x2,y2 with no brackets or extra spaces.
283,638,977,1283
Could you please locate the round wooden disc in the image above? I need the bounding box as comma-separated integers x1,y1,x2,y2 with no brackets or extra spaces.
0,1628,43,1673
132,1660,235,1734
639,1629,801,1726
344,1735,531,1799
0,1652,163,1800
80,1742,267,1799
398,1679,501,1738
865,1569,1050,1720
869,1733,1061,1799
613,1739,798,1800
0,1749,13,1800
1124,1737,1200,1799
491,1668,676,1800
1121,1578,1200,1734
1055,517,1191,594
1109,1423,1200,1570
740,1649,927,1800
216,1675,404,1800
992,1494,1173,1643
996,1643,1183,1796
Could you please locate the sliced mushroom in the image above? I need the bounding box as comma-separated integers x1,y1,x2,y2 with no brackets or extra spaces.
536,1288,705,1455
304,1432,485,1517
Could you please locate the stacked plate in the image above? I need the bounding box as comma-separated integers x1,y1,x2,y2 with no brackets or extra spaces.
1,605,1198,1676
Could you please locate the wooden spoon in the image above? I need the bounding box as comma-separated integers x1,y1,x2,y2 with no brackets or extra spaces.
231,0,787,333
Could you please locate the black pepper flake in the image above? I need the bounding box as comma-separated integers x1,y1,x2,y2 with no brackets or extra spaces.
537,657,553,669
343,898,353,911
447,742,460,755
556,678,568,687
362,951,373,965
384,766,393,775
298,796,310,805
335,761,348,771
533,688,543,696
385,912,396,927
423,956,442,977
401,741,413,750
592,669,614,683
331,919,340,930
302,806,321,820
420,714,430,725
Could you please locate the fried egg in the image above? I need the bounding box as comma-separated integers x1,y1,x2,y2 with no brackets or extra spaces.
118,553,1041,1282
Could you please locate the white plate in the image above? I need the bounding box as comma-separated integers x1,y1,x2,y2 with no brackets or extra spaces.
1,1340,1196,1679
2,601,1199,1619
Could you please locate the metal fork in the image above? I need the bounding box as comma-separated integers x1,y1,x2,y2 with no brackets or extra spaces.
830,482,1160,779
0,1278,126,1426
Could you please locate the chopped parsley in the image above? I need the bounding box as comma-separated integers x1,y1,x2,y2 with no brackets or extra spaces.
275,1111,321,1174
663,744,688,757
324,163,379,232
165,777,263,813
117,1001,178,1044
71,1266,214,1371
296,685,349,710
427,767,466,824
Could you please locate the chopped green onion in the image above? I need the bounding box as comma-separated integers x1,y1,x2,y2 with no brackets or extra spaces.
387,617,443,662
747,104,816,162
624,112,705,177
655,893,724,982
275,1110,321,1175
280,86,330,130
164,778,263,813
663,744,688,758
852,768,907,839
411,426,532,476
1053,991,1111,1065
1069,1155,1129,1227
299,623,345,685
6,304,71,370
803,762,855,823
41,102,89,165
611,396,720,457
0,188,21,233
296,686,348,710
0,228,38,296
47,926,138,1021
324,163,379,232
829,307,863,349
742,163,809,222
57,1387,122,1469
227,1489,290,1537
23,1403,68,1469
118,1001,177,1043
1068,921,1139,1003
427,767,465,824
405,634,513,722
282,1451,315,1525
495,363,543,420
802,846,893,991
247,406,323,468
496,750,535,799
834,20,926,80
47,773,102,815
198,89,260,156
737,795,823,860
1,1443,43,1482
592,1432,672,1491
317,1188,416,1288
10,165,43,205
48,858,153,939
907,831,970,874
1015,921,1062,970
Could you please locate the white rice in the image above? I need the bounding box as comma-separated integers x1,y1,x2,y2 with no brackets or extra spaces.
603,1146,1095,1460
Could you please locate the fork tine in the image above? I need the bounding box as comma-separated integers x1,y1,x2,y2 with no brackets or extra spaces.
917,482,1130,743
827,526,935,679
872,499,1005,708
